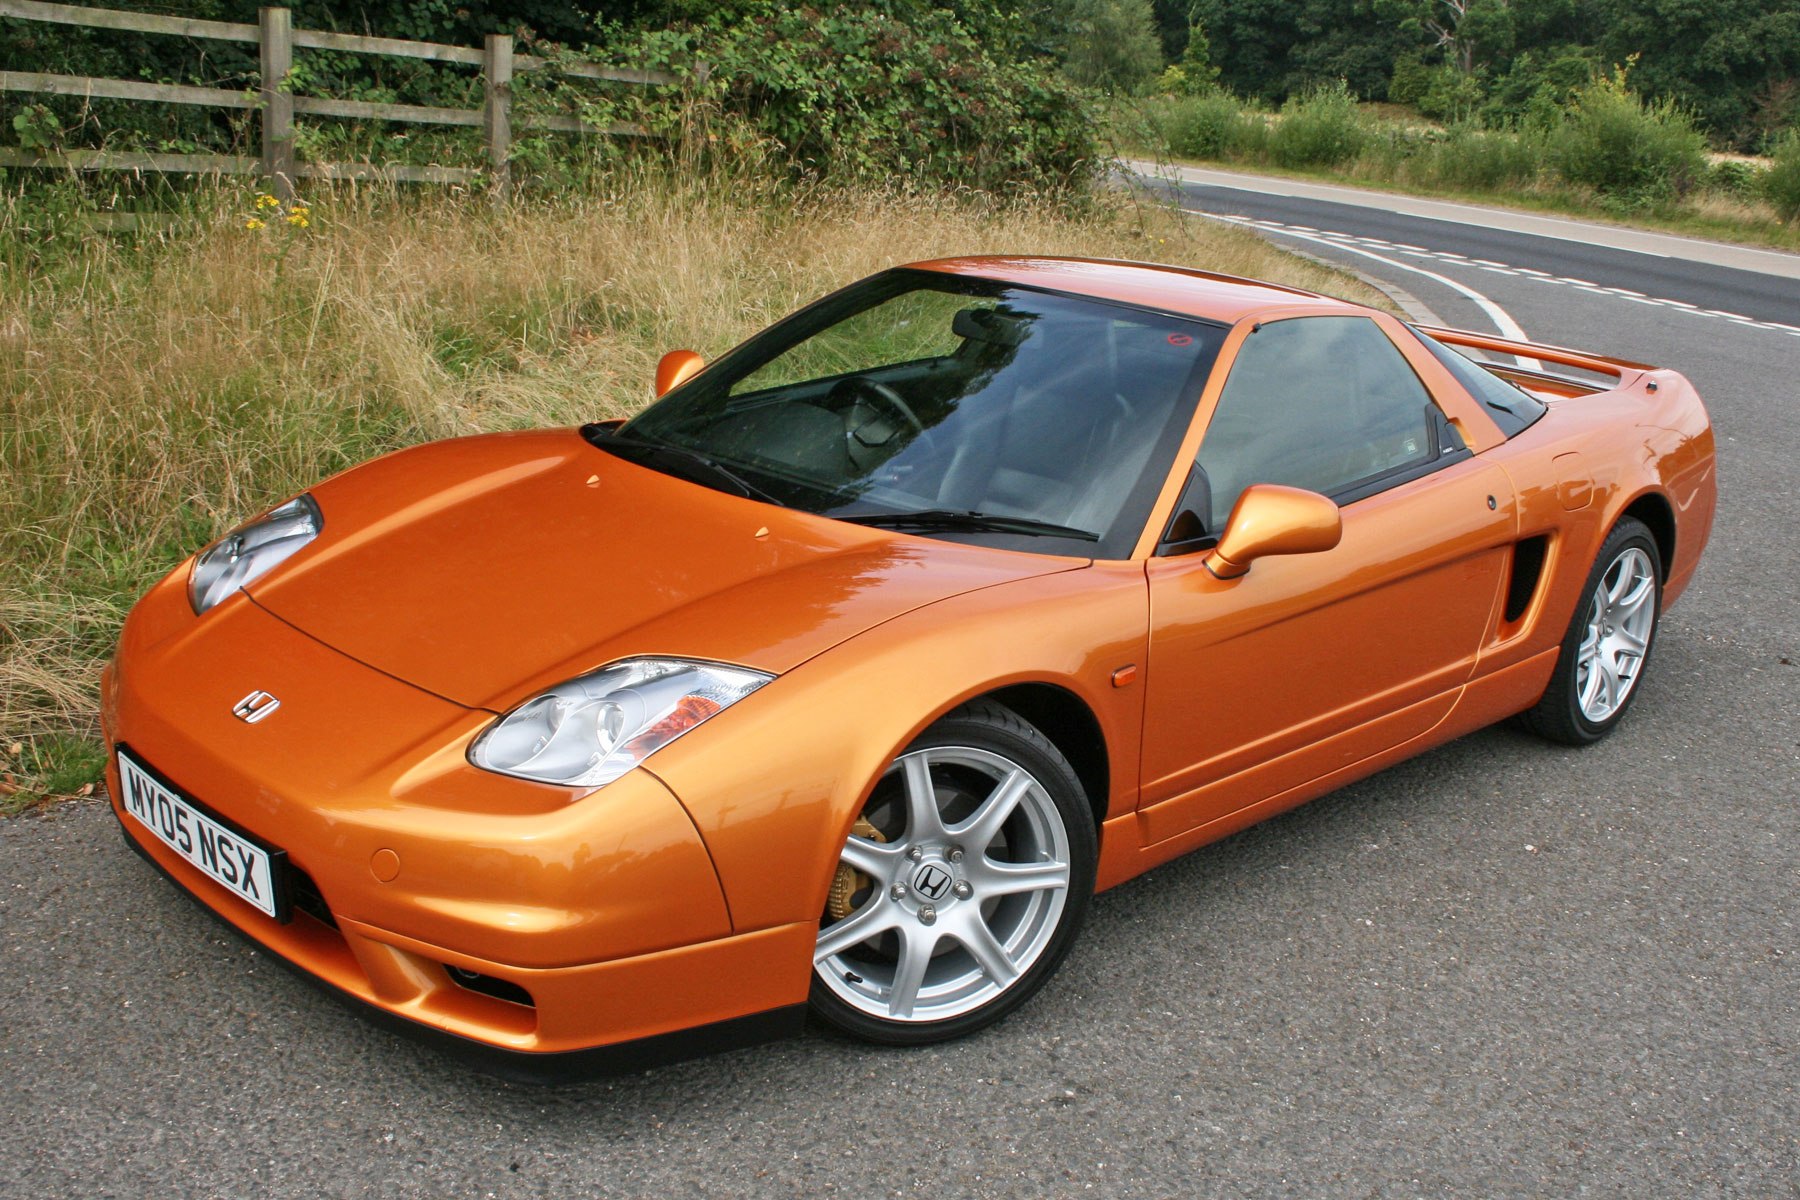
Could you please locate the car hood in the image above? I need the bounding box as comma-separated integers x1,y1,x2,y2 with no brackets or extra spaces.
248,430,1085,711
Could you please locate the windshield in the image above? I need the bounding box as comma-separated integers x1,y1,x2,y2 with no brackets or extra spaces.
614,268,1225,558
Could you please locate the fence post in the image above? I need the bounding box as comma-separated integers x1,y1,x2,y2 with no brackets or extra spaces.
483,33,513,201
259,6,294,200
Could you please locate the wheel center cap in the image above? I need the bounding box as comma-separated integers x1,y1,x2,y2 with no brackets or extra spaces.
911,862,954,902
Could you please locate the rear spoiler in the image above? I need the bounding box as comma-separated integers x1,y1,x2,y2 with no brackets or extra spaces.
1418,324,1655,395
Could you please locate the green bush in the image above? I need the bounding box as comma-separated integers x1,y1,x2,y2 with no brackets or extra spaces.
1269,81,1369,169
1765,130,1800,221
1423,125,1547,191
1148,92,1258,160
1482,47,1599,129
1550,69,1709,207
1708,158,1762,198
2,0,1097,196
607,3,1098,193
1416,66,1487,125
1388,54,1431,108
1353,123,1430,182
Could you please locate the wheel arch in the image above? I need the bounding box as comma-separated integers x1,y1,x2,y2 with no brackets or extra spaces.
1618,490,1676,581
977,682,1111,835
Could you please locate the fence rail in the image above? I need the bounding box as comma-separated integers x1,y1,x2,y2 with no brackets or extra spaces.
0,0,679,196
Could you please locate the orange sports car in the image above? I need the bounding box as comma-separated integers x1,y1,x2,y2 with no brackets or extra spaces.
105,257,1716,1079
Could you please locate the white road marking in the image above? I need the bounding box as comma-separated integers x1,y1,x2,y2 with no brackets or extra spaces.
1192,210,1800,337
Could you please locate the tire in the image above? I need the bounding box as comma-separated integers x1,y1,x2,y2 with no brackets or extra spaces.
1518,516,1663,746
809,699,1097,1045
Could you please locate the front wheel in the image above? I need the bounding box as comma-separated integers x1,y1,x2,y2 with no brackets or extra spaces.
1518,516,1663,745
809,701,1096,1044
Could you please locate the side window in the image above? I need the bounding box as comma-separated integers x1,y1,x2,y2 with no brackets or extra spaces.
1412,327,1547,438
1196,316,1452,525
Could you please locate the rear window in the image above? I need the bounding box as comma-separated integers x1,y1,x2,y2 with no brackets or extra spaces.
1414,329,1547,438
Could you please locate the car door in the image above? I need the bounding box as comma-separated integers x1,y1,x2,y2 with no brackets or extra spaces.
1138,314,1516,846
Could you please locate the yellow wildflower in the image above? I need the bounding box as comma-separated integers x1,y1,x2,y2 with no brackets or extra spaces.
245,217,266,230
287,212,310,228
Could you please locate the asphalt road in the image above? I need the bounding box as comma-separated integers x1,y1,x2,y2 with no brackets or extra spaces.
2,175,1797,1199
1133,164,1800,327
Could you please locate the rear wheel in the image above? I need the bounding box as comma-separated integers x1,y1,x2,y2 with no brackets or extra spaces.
1519,516,1662,745
809,701,1096,1044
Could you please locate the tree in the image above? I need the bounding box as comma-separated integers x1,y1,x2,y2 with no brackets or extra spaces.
1179,18,1222,89
1374,0,1517,74
1288,0,1418,97
1588,0,1800,148
1053,0,1165,94
1193,0,1414,101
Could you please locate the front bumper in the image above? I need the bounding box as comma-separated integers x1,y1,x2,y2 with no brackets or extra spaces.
117,816,807,1081
104,578,814,1072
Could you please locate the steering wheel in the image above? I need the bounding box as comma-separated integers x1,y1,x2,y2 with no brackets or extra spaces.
832,376,924,440
831,376,929,474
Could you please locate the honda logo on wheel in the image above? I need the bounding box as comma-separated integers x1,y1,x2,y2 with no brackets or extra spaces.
231,690,282,724
912,863,952,901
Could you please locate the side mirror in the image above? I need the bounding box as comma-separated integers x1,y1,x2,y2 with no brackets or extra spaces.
654,349,705,397
1203,484,1341,580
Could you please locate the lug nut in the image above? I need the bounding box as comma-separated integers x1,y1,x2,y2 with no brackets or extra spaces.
891,883,908,900
947,847,964,864
907,846,924,862
918,905,937,925
953,881,973,899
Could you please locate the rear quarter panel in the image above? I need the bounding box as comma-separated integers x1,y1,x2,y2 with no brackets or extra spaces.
1476,368,1715,683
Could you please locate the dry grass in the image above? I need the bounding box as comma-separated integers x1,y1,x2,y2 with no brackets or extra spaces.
0,171,1383,802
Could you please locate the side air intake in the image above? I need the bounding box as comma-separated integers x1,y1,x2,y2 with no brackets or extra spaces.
1505,536,1549,623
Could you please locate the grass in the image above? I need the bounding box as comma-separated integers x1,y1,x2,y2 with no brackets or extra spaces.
1120,94,1800,254
0,169,1387,811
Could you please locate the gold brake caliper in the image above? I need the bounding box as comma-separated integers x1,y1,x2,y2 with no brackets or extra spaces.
827,817,887,921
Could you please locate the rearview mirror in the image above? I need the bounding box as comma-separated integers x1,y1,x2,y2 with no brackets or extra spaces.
655,349,705,397
1203,484,1341,580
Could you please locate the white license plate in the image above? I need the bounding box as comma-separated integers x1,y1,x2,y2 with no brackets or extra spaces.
117,751,285,920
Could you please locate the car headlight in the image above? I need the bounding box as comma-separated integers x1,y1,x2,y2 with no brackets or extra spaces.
188,495,323,614
469,658,772,789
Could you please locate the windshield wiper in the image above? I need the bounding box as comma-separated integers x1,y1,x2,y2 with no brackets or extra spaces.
837,508,1099,542
587,429,782,505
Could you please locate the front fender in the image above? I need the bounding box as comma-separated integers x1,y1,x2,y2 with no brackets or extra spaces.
643,560,1149,937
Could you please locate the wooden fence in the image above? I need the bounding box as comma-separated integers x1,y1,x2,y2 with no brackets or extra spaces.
0,0,681,197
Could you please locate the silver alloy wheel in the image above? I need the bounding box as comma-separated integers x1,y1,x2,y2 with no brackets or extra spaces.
1576,545,1657,723
815,746,1072,1023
